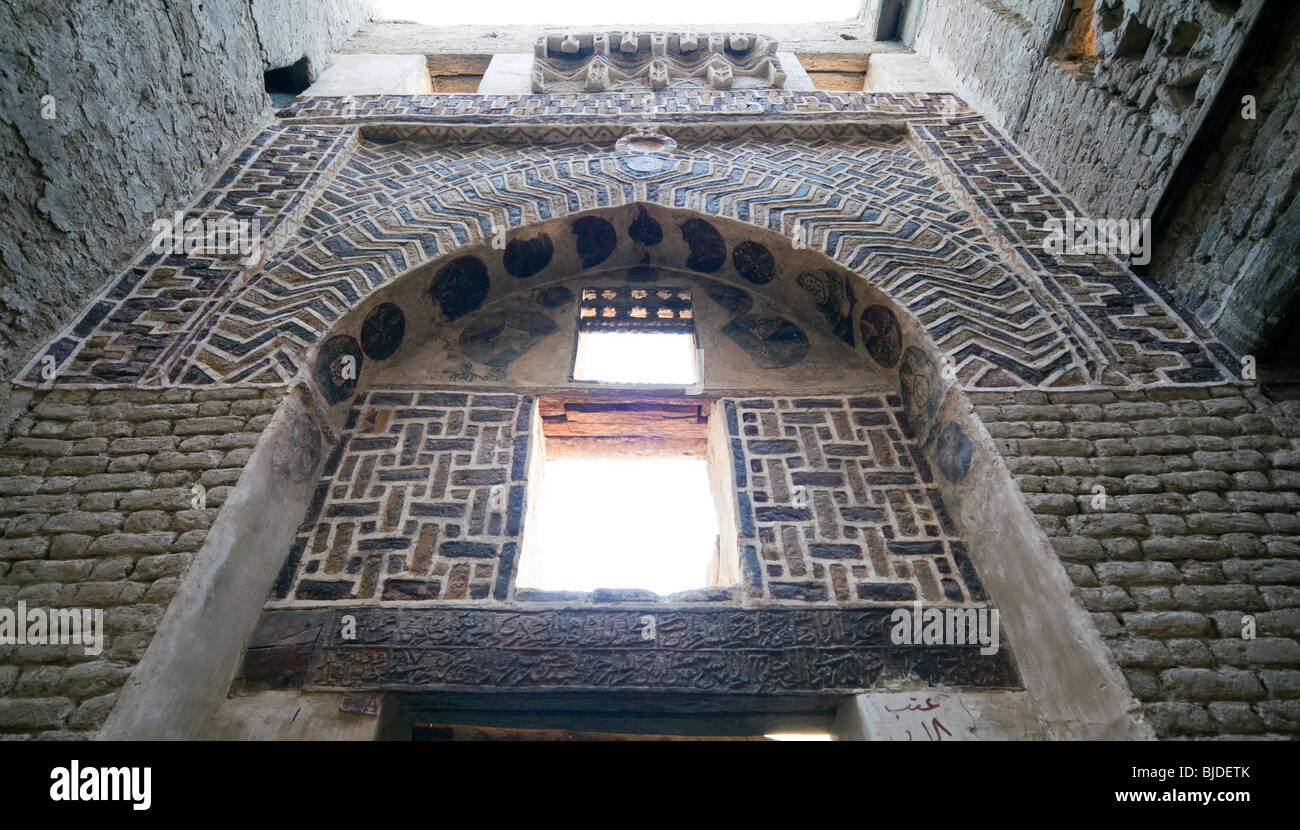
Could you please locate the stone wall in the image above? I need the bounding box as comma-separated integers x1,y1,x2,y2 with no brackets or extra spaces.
903,0,1300,358
974,385,1300,738
1145,6,1300,358
0,386,281,739
906,0,1259,224
0,1,371,416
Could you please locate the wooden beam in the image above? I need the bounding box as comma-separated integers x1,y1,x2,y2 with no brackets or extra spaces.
545,436,707,459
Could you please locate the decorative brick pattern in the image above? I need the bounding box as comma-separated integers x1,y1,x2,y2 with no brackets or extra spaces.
977,386,1300,738
728,395,982,606
914,119,1234,385
23,126,353,388
0,387,281,738
270,389,989,609
271,390,532,604
274,90,966,121
3,86,1272,740
16,94,1232,393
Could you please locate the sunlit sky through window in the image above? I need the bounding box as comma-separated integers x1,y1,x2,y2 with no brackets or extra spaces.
574,331,698,385
374,1,861,26
525,458,719,594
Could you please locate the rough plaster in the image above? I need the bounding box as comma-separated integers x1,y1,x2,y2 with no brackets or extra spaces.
0,0,371,420
901,0,1296,355
203,690,378,739
832,689,1045,740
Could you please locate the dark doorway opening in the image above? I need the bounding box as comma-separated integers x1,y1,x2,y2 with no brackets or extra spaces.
265,56,312,108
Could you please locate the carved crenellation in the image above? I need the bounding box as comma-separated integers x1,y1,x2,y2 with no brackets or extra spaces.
532,32,786,92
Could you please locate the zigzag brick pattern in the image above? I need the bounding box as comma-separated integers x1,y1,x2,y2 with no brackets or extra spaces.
16,93,1231,392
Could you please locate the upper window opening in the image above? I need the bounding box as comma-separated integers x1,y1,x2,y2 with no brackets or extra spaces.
573,286,698,385
374,0,863,26
574,332,698,385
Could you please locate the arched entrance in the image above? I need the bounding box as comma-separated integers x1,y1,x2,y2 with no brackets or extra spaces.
100,203,1144,740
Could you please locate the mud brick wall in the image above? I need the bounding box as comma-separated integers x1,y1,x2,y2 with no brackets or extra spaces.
728,395,982,606
974,386,1300,738
0,387,281,739
272,390,532,604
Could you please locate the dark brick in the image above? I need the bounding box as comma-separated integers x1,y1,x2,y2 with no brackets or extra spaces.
326,503,378,517
755,506,811,521
792,398,843,408
866,473,916,484
808,544,863,559
783,412,827,424
439,541,497,558
381,579,441,600
452,469,507,486
857,583,917,601
791,472,844,486
887,541,944,555
471,395,518,407
770,582,828,601
824,444,870,457
425,439,476,451
350,438,397,451
296,580,355,600
747,439,799,454
411,503,464,517
841,507,887,522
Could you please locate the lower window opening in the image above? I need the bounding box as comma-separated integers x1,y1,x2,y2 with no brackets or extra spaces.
516,396,740,597
524,457,719,594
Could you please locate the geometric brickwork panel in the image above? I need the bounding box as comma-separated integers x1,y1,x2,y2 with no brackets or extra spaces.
270,389,988,610
727,395,986,605
16,91,1232,393
271,390,532,604
911,120,1236,385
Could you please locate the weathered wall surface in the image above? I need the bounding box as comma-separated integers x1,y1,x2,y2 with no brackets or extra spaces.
903,0,1300,357
1145,7,1300,358
0,386,281,739
0,1,370,417
906,0,1259,224
251,0,372,75
976,386,1300,738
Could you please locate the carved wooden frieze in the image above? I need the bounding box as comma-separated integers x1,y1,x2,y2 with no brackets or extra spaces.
532,32,787,92
241,607,1020,696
